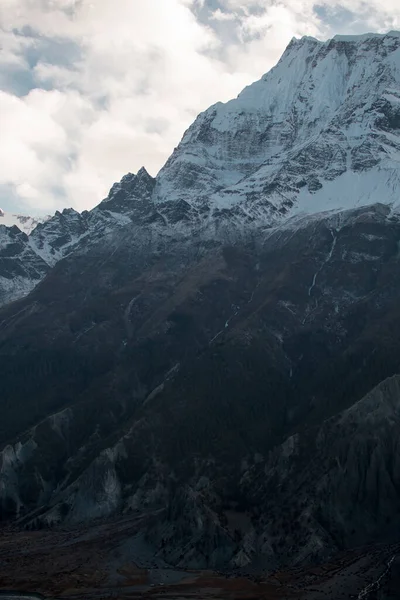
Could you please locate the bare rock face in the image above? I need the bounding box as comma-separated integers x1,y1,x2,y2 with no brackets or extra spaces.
3,32,400,574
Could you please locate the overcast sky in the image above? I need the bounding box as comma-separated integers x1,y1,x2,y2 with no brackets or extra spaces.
1,0,400,215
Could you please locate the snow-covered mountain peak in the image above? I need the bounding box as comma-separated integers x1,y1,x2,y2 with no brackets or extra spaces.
54,207,80,217
0,210,50,235
332,30,400,42
102,167,156,215
136,166,152,179
288,30,400,48
154,30,400,222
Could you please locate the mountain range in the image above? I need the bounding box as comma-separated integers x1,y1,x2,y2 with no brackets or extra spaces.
2,30,400,597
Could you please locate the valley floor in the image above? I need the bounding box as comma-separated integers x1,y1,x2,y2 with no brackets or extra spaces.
0,517,398,600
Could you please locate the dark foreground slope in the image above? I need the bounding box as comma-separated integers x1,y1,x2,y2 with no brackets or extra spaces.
1,203,400,572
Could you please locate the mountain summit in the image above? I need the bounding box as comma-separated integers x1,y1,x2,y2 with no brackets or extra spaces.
155,30,400,220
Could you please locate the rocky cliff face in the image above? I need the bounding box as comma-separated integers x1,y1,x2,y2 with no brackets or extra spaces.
0,224,50,306
2,32,400,574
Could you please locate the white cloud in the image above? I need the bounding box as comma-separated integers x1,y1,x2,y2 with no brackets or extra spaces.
1,0,400,213
210,8,236,21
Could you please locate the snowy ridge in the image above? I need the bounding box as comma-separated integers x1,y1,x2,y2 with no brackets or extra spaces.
0,210,50,235
0,170,156,306
333,30,400,42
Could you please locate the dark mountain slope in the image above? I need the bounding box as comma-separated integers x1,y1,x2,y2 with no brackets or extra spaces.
1,203,400,570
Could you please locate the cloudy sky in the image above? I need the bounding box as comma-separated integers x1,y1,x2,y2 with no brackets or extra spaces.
1,0,400,215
